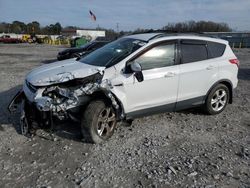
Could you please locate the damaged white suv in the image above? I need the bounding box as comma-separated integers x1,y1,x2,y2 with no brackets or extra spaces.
9,33,239,143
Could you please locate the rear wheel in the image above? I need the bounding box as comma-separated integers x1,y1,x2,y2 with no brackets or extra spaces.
204,84,229,115
81,100,117,143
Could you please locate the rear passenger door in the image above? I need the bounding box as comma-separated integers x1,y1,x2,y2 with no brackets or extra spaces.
176,39,219,110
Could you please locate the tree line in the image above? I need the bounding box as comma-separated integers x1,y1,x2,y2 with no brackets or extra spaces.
0,21,62,35
162,21,232,32
0,20,232,37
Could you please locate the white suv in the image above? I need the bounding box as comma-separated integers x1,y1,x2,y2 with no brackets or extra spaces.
9,33,239,143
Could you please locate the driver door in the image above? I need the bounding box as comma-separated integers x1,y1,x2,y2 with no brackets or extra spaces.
121,41,180,117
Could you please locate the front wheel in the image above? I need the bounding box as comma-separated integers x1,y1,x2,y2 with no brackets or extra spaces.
204,84,229,115
81,100,117,143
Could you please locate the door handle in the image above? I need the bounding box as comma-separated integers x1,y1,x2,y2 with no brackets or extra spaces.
164,72,176,78
206,65,215,70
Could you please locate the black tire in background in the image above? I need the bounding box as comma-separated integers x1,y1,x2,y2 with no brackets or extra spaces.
81,100,117,143
204,84,229,115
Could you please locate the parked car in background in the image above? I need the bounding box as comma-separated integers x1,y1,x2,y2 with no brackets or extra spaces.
57,41,109,60
0,35,22,43
9,33,239,143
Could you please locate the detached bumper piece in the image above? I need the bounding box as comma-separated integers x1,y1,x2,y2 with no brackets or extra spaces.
20,100,30,135
8,90,54,136
8,90,24,113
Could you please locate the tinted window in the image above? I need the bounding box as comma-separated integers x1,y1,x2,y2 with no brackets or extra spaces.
181,40,208,63
207,42,226,58
135,43,175,70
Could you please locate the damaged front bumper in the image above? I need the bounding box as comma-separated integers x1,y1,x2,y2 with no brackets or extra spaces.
8,77,123,135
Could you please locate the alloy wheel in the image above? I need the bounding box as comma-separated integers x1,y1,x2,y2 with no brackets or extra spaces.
211,88,227,112
96,107,116,137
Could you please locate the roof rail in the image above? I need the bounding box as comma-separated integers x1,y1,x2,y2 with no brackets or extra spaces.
147,33,165,41
147,32,222,41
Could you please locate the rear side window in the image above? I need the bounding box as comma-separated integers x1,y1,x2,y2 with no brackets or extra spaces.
181,40,208,63
207,42,226,58
135,43,176,70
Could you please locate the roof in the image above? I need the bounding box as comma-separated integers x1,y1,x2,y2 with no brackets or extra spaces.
157,34,228,44
124,33,228,44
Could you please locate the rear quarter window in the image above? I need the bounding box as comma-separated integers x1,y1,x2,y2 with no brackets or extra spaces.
181,40,208,63
207,42,226,58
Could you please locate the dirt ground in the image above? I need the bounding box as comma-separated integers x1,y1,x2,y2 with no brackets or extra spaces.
0,44,249,188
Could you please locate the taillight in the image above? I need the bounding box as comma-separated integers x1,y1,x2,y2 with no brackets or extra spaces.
229,58,240,67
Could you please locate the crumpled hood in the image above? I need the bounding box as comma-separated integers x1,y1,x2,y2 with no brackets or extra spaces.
26,59,105,86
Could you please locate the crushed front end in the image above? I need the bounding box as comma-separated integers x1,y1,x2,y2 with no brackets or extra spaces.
8,72,121,136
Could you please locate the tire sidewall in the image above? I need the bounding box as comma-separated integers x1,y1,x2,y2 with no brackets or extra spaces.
82,100,117,143
206,84,229,115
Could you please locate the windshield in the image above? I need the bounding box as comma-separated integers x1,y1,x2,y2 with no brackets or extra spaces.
79,38,146,67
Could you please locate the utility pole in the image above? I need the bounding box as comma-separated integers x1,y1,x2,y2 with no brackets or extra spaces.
116,23,119,33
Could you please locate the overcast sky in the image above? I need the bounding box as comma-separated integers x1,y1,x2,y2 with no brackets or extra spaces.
0,0,249,31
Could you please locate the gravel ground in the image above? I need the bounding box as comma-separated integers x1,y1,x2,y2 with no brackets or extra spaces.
0,44,249,188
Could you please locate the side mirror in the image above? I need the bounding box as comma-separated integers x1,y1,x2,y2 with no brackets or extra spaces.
130,62,144,82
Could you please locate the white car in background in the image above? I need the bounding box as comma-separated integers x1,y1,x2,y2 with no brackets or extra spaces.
9,33,239,143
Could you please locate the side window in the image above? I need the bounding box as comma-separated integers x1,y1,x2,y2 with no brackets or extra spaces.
181,40,208,63
207,41,226,58
135,43,176,70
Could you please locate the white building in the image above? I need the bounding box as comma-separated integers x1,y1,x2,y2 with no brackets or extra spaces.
76,29,105,40
61,29,106,41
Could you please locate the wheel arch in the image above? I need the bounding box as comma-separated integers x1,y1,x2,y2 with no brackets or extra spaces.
90,91,125,120
206,79,233,104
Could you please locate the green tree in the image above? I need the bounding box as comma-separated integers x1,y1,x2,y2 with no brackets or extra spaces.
27,21,40,34
162,20,232,32
54,22,62,34
10,21,26,33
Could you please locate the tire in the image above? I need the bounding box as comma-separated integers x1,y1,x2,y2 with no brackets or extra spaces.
204,84,229,115
81,100,117,143
18,99,34,137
